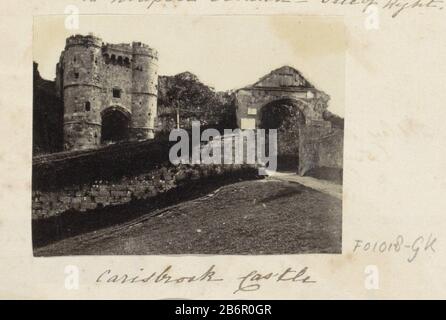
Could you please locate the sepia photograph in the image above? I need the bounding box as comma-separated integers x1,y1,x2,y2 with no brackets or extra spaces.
31,15,345,256
2,0,446,302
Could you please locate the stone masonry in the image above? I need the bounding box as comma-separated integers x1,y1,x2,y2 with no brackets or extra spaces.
32,163,258,219
235,66,343,175
56,34,159,151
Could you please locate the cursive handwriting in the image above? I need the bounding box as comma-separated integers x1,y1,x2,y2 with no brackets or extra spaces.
95,265,316,294
96,264,224,284
89,0,309,10
234,266,316,294
321,0,444,18
82,0,444,18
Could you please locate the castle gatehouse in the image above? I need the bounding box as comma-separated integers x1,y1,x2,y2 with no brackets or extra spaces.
56,34,159,151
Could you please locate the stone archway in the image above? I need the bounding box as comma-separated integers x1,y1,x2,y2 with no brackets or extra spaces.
101,106,130,144
259,99,306,171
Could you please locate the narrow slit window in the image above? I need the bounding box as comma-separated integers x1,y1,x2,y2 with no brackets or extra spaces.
85,101,91,111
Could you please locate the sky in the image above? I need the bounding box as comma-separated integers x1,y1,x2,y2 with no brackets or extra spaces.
34,15,345,116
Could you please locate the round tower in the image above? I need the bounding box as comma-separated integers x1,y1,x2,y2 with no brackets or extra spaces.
130,42,158,140
62,34,103,150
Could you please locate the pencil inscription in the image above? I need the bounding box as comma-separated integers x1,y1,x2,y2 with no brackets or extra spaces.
353,234,437,262
82,0,445,18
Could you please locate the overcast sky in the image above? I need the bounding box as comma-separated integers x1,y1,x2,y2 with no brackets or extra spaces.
34,15,345,116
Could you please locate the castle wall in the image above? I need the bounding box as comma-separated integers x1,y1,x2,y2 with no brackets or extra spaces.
32,162,258,220
100,59,133,116
317,128,344,169
298,123,344,176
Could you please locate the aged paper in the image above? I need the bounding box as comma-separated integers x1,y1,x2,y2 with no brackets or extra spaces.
0,0,446,299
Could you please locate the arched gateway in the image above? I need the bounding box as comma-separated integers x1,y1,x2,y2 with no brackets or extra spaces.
235,66,340,175
101,106,131,143
258,99,306,170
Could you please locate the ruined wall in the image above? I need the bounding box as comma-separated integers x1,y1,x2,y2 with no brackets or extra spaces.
317,128,344,169
32,163,257,220
298,122,344,176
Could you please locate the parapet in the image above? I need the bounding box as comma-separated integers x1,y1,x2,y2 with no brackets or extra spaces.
102,43,133,55
66,34,103,49
132,42,158,59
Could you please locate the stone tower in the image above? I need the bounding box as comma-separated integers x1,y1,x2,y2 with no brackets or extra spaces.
55,34,158,151
131,42,158,140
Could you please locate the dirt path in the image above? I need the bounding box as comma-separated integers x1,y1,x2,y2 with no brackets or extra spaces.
266,171,342,200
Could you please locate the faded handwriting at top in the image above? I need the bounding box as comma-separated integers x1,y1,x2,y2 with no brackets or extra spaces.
87,0,309,10
82,0,444,18
321,0,444,18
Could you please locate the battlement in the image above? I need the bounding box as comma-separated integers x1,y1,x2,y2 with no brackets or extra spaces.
102,43,133,55
65,35,157,60
66,34,103,48
101,41,158,62
132,42,158,59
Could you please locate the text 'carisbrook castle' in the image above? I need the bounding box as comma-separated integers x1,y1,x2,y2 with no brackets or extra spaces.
55,34,158,151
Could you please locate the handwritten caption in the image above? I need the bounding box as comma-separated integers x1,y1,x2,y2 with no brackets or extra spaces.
80,0,445,18
95,265,316,294
353,233,437,263
322,0,444,18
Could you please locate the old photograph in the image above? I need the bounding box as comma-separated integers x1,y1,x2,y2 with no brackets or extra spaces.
31,15,345,256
